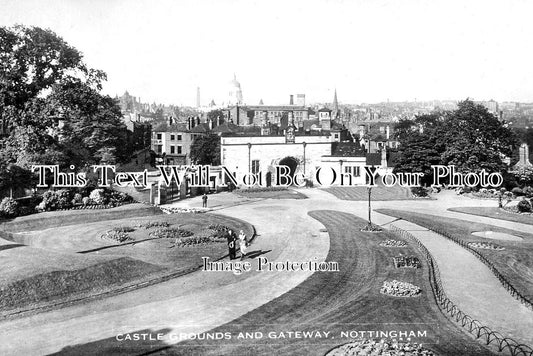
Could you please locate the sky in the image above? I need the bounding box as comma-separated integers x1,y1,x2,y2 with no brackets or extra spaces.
1,0,533,106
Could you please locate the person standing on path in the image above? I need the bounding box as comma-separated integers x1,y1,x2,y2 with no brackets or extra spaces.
227,230,237,260
238,230,248,260
202,193,208,208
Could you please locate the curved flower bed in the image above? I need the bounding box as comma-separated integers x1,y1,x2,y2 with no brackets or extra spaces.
160,207,206,214
393,256,421,269
468,242,505,250
360,224,383,232
149,227,194,239
326,339,435,356
379,239,407,247
100,230,132,243
380,280,421,297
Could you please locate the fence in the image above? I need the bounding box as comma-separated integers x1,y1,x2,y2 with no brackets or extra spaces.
429,226,532,311
390,224,533,356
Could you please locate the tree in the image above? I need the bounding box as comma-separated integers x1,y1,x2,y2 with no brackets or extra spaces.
190,134,220,165
439,100,516,174
0,161,34,198
0,25,130,169
394,100,517,186
393,113,445,185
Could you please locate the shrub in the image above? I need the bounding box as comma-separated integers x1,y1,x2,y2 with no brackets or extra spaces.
523,186,533,198
137,221,171,229
175,235,213,246
410,186,428,197
38,190,59,211
55,189,73,209
108,190,133,204
462,186,473,194
101,230,131,243
73,193,83,204
512,187,524,196
112,226,135,233
82,197,90,206
517,199,532,213
18,206,33,216
149,227,194,239
0,197,20,218
89,189,107,205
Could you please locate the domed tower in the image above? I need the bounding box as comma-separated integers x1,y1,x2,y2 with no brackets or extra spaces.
228,74,243,105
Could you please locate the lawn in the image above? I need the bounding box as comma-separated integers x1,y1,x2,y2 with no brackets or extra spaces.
138,211,495,356
322,184,415,201
0,206,254,316
448,206,533,225
376,208,533,304
233,188,308,199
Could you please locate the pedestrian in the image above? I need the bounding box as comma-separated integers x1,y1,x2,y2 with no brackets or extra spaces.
202,192,208,208
227,229,237,260
238,230,248,260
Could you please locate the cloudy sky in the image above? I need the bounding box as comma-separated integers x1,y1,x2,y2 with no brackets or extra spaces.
2,0,533,106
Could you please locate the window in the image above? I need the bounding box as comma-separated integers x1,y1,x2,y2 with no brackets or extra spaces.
177,134,182,141
156,145,163,154
177,146,182,154
334,133,339,139
156,133,162,140
344,166,360,177
170,146,175,154
170,134,175,141
251,160,260,175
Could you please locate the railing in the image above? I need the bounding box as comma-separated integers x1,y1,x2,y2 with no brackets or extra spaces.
428,226,533,311
389,224,533,356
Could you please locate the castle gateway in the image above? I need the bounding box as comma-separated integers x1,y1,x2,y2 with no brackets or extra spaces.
219,133,388,187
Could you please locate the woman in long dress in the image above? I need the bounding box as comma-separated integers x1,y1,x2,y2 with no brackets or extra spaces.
238,230,248,260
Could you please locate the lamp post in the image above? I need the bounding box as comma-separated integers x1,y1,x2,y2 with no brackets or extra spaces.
368,186,372,227
302,142,307,175
247,142,252,188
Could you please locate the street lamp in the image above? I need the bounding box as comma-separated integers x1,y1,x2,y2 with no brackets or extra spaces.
367,186,372,226
247,142,252,189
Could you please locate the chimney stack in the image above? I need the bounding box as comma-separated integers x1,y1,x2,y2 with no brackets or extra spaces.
196,116,200,126
386,125,390,140
290,95,294,105
187,117,191,130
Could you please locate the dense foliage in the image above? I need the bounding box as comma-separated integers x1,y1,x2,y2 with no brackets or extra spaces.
0,25,131,196
190,134,221,165
394,100,517,187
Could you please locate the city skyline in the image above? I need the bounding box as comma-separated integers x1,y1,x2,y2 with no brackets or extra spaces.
2,0,533,106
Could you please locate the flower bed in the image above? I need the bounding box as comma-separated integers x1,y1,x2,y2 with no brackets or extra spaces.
360,224,383,232
149,227,194,239
379,239,407,247
326,339,434,356
160,207,206,214
101,230,132,243
393,256,421,269
380,280,421,297
501,206,533,216
174,235,214,247
468,242,505,250
111,226,135,233
137,221,171,229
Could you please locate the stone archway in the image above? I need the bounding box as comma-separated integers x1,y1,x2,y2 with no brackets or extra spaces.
278,156,299,185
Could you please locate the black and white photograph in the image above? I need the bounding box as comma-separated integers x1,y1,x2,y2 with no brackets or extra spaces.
1,0,532,355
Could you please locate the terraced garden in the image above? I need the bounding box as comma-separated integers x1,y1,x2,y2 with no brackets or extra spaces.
149,211,494,356
0,205,253,316
376,209,533,304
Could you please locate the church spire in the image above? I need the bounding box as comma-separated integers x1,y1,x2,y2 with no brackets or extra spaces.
333,88,339,112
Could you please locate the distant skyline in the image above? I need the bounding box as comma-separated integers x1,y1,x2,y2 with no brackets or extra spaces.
2,0,533,106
